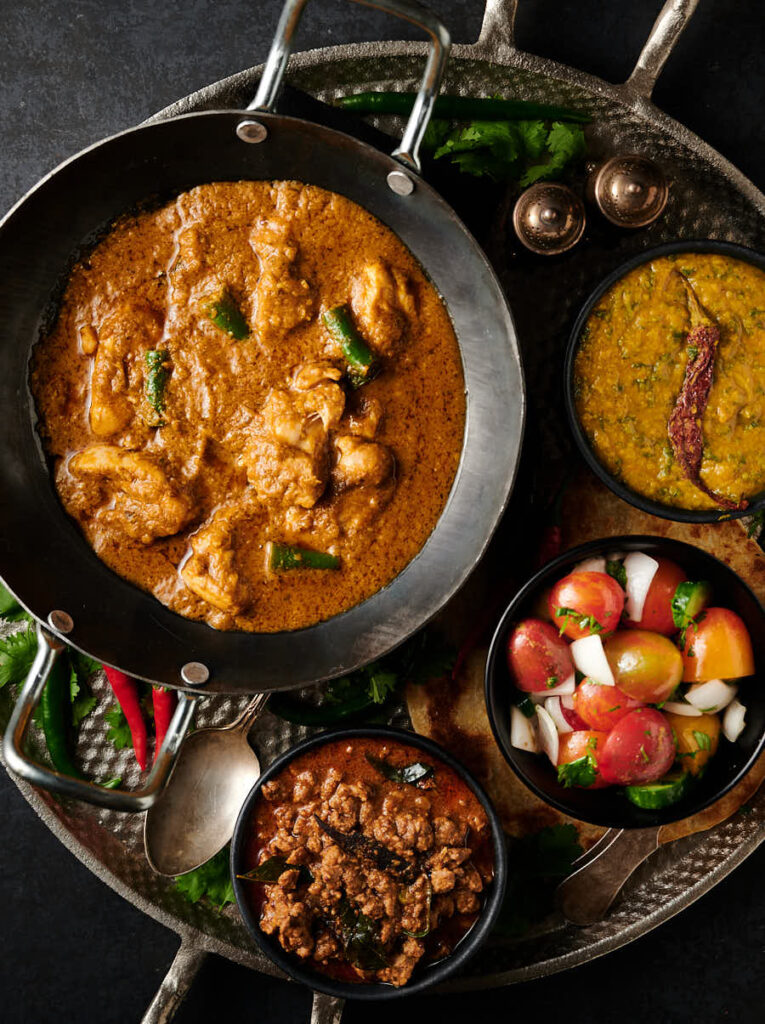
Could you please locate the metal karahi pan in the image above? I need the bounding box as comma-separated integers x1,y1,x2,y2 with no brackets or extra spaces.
0,0,524,809
3,1,765,1022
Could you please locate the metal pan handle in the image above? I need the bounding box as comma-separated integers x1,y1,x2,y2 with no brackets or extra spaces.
2,623,198,812
624,0,700,100
241,0,450,181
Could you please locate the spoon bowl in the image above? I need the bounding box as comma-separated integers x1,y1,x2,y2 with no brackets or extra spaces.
144,694,268,876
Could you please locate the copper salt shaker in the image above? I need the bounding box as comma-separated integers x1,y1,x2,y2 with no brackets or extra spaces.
512,182,586,255
587,154,669,228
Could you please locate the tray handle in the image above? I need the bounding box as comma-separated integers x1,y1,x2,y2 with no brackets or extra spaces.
2,622,198,812
311,992,346,1024
556,826,661,925
242,0,449,180
624,0,701,100
141,941,207,1024
476,0,518,60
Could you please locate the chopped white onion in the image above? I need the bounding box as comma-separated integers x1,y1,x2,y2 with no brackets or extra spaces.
541,672,576,697
561,694,576,711
510,706,539,752
545,695,573,734
663,700,703,717
723,699,747,743
574,556,607,574
535,705,560,765
571,635,615,686
623,551,659,622
686,679,738,713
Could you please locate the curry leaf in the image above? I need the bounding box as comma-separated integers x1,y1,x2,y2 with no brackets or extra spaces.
238,855,313,885
365,753,434,786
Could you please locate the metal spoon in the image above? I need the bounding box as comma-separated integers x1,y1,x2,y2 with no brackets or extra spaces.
144,694,269,876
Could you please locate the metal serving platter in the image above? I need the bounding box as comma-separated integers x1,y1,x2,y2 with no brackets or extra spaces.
2,0,765,1018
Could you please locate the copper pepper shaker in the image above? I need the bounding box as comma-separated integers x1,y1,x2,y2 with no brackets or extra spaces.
512,182,586,255
587,154,669,228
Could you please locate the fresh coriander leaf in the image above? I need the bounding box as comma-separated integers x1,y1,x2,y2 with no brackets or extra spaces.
693,730,712,751
545,675,560,689
71,682,97,728
421,118,450,150
174,846,235,909
0,626,37,688
557,754,597,788
639,744,650,763
555,606,603,634
520,122,586,186
0,581,20,616
104,706,132,750
606,560,627,588
515,119,548,160
367,668,397,705
100,777,122,789
72,651,101,680
747,509,764,538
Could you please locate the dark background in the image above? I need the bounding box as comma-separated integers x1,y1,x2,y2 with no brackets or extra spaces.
2,1,764,1021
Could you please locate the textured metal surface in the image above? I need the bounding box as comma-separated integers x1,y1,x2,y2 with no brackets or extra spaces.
3,0,765,998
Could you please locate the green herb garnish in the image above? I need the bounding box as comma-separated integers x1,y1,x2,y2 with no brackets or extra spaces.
145,349,170,426
606,560,627,588
365,754,434,787
693,730,712,751
555,606,603,635
237,855,313,885
557,754,597,789
174,846,235,909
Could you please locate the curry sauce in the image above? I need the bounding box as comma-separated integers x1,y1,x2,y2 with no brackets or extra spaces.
574,252,765,510
31,181,465,631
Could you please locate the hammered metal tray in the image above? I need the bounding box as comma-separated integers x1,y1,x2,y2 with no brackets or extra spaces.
3,0,765,1017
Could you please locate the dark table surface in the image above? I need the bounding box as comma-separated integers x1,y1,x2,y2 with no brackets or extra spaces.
2,1,765,1021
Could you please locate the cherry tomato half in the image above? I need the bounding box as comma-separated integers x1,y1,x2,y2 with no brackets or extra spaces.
663,711,720,776
680,607,755,682
604,629,683,703
548,571,625,640
560,702,589,731
557,730,611,789
572,678,643,732
623,558,686,636
598,708,675,786
507,619,574,693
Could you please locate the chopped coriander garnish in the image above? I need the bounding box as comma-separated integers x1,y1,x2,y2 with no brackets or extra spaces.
693,730,712,751
557,754,597,788
605,560,627,588
555,606,603,635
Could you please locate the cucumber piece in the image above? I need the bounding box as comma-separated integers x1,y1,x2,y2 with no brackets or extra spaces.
672,581,712,631
625,771,693,810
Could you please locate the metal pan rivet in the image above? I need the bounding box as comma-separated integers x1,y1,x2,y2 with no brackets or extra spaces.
181,662,210,686
47,610,74,634
236,119,268,144
387,169,415,196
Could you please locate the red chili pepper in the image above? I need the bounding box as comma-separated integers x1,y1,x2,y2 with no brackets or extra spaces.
152,686,177,763
667,275,747,511
103,666,148,771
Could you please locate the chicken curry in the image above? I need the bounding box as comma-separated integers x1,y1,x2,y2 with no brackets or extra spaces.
31,181,465,631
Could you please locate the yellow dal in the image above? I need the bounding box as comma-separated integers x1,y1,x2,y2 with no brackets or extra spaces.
574,252,765,510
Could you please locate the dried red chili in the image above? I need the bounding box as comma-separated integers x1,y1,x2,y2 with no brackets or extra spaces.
667,280,747,512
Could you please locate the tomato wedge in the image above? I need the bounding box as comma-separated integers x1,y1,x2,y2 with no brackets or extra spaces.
572,678,643,732
604,629,683,703
507,619,574,693
680,607,755,682
623,557,686,635
548,571,625,640
598,708,675,786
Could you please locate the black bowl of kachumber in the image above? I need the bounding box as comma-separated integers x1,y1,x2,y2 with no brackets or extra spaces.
230,727,507,1000
564,239,765,523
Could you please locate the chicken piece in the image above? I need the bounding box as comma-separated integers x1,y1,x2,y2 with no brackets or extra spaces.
350,261,416,356
242,372,345,509
181,503,255,614
250,220,315,340
89,303,163,437
291,361,342,390
69,445,192,544
333,434,394,490
347,396,383,440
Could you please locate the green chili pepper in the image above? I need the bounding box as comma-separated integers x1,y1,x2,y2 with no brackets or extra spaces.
206,289,250,340
322,305,378,388
268,542,340,571
337,92,591,124
145,349,170,426
40,659,84,778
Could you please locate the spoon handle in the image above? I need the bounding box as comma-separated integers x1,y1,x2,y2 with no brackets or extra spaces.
231,692,270,734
